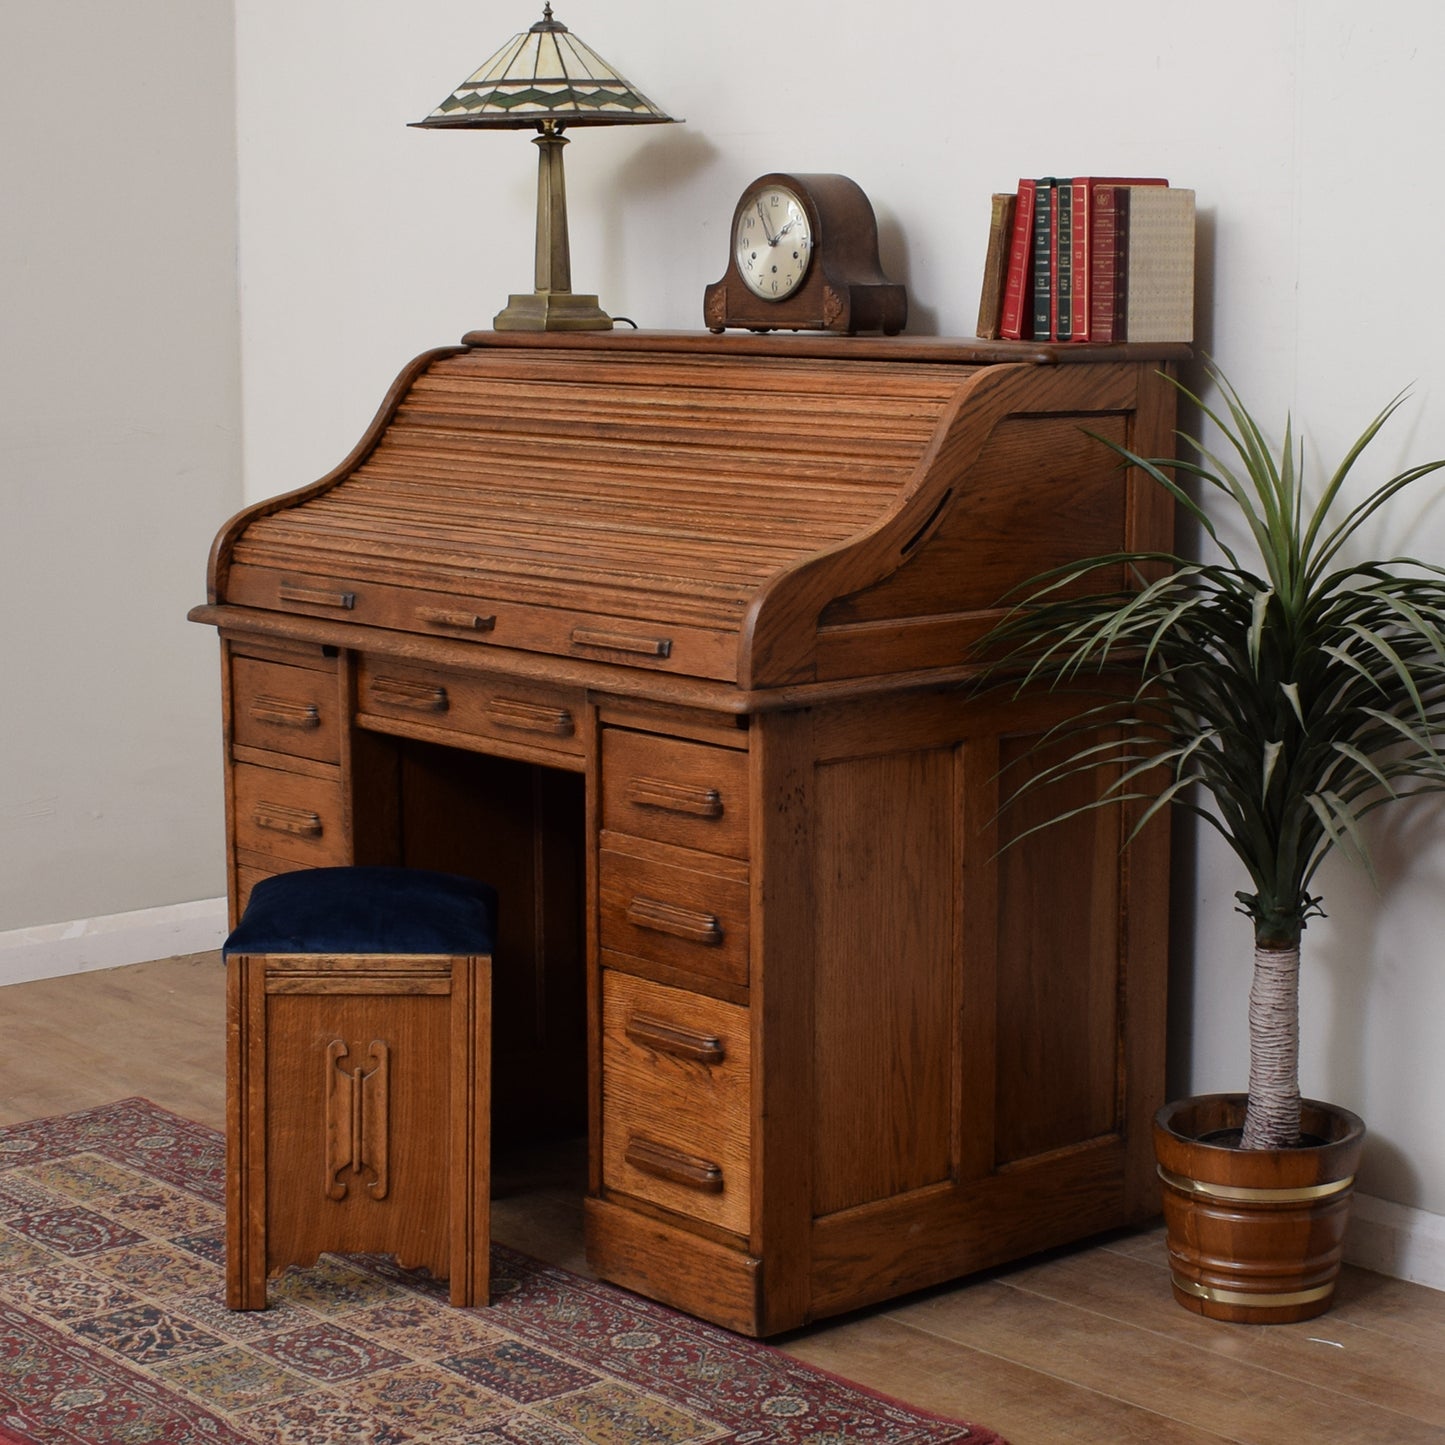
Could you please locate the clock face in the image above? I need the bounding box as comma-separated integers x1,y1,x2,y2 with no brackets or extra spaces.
734,185,813,300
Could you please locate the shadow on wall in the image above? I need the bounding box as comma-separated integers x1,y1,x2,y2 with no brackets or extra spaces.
601,129,720,327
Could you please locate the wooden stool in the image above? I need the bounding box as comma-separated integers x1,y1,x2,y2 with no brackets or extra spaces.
223,866,495,1310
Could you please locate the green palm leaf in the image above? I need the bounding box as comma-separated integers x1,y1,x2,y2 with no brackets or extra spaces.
978,366,1445,1147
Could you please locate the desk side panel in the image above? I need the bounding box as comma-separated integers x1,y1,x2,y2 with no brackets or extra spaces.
813,363,1178,682
793,683,1168,1322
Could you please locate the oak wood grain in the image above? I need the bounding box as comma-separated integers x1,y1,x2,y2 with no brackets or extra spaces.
600,970,751,1236
195,333,1184,1336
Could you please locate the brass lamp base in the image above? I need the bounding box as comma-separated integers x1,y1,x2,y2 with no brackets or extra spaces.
493,290,613,332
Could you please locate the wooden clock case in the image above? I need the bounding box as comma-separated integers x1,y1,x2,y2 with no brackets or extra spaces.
703,172,907,334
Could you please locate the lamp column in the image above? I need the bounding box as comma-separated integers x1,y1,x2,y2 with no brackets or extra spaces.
494,121,613,331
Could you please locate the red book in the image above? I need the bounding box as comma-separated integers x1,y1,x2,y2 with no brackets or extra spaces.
1090,186,1129,343
1070,183,1092,339
999,180,1036,340
1072,177,1167,341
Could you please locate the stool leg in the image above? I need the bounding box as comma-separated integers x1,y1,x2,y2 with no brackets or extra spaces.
448,953,491,1306
226,954,269,1310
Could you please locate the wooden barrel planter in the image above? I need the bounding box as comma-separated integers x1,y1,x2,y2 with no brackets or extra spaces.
1153,1093,1366,1324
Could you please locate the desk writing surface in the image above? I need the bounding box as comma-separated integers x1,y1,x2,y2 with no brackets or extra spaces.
193,331,1177,1334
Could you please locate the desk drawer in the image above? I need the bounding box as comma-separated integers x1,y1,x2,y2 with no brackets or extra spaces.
602,730,748,860
601,971,751,1237
225,565,739,683
231,656,340,764
357,660,585,764
233,763,347,869
599,835,749,989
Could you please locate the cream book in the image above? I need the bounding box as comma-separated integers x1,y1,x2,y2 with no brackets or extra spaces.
1127,187,1195,343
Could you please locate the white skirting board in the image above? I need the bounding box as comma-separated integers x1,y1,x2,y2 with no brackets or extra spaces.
1346,1194,1445,1293
0,897,228,988
0,898,1442,1294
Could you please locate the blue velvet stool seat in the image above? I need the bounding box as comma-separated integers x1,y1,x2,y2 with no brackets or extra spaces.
223,866,496,1310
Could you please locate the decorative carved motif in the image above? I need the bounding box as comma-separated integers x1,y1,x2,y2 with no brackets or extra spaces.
324,1039,390,1200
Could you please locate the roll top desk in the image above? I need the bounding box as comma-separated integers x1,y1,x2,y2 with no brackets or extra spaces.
192,330,1183,1335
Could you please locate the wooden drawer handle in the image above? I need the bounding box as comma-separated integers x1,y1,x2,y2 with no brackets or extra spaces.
279,583,355,610
624,1136,724,1194
369,676,450,713
253,802,324,839
625,1013,726,1065
625,896,724,946
248,696,322,731
570,627,673,659
417,606,496,634
625,777,724,819
487,696,575,737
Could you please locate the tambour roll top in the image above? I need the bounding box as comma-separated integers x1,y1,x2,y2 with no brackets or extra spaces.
207,332,1181,690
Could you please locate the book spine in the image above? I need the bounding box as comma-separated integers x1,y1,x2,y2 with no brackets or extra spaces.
976,192,1016,341
1070,180,1090,340
1089,185,1129,344
999,180,1036,340
1031,180,1053,341
1123,186,1195,342
1054,182,1072,341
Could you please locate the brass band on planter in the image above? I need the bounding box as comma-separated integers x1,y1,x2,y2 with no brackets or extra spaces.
1157,1164,1355,1203
1171,1273,1335,1309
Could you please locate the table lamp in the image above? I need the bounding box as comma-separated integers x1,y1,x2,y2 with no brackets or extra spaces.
411,4,680,331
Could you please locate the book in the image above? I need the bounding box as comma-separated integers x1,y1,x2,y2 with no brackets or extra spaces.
976,192,1017,340
1072,177,1168,341
1070,182,1091,340
1125,187,1196,342
999,180,1036,340
1054,182,1072,340
1030,178,1055,341
1089,184,1129,344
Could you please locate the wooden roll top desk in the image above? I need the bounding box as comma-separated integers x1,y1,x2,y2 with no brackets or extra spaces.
192,329,1183,1336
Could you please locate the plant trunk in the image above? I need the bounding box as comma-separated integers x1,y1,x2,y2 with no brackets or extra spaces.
1241,942,1302,1149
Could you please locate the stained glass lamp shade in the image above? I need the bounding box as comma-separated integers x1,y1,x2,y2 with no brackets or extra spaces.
412,4,679,331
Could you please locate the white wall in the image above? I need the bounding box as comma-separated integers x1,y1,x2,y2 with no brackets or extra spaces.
233,0,1445,1219
0,1,240,931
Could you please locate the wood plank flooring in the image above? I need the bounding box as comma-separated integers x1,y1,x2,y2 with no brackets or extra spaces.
2,953,1441,1444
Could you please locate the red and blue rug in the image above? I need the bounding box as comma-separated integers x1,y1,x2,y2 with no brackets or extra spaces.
0,1099,1003,1443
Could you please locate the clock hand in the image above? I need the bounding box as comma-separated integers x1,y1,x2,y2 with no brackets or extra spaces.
756,200,779,247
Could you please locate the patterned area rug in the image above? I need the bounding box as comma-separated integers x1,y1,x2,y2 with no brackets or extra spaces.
0,1100,1003,1444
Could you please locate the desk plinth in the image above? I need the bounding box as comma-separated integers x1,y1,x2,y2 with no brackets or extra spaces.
193,331,1181,1335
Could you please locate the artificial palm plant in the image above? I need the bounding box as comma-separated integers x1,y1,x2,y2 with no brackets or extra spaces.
986,368,1445,1151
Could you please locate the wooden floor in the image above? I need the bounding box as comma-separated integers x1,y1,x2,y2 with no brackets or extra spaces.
3,954,1442,1444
